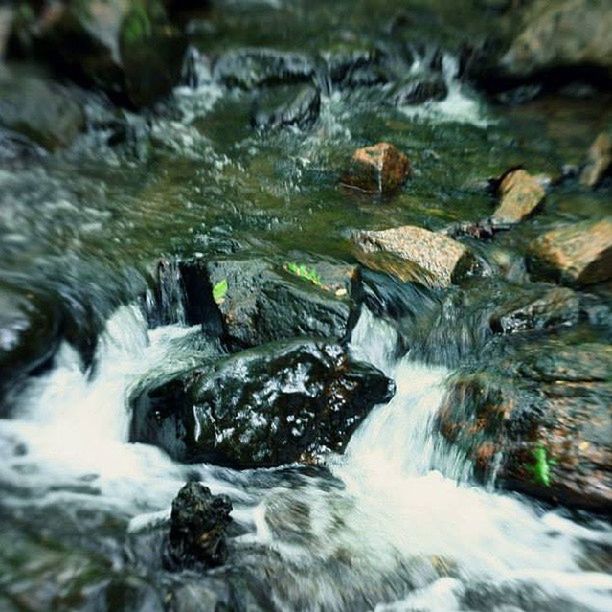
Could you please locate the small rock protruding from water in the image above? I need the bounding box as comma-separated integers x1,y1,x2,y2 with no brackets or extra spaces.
166,482,233,571
579,132,611,188
492,169,546,225
342,142,411,194
353,225,475,287
528,218,612,286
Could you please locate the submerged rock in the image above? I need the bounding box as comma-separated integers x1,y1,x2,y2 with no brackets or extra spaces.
354,225,476,287
492,169,546,224
130,338,395,468
528,218,612,286
0,68,84,150
252,84,321,130
579,132,611,188
440,342,612,511
501,0,612,79
166,482,233,570
341,142,411,194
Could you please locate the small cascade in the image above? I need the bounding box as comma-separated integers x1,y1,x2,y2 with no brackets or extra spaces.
0,305,609,611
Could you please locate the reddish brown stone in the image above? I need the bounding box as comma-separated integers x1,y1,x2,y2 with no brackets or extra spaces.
342,142,410,194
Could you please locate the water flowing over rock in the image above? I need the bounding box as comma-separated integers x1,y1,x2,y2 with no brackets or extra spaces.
528,218,612,286
251,84,321,130
353,225,476,287
341,143,411,194
492,169,546,224
392,76,448,105
501,0,612,79
580,132,611,188
130,338,395,468
212,48,316,89
440,341,612,511
166,482,233,571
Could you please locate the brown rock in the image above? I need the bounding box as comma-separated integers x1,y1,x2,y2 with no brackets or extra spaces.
501,0,612,77
439,343,612,511
342,142,410,194
492,169,545,224
579,132,611,188
353,225,474,287
528,218,612,286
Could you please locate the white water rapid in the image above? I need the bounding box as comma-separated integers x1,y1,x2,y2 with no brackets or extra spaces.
0,305,610,610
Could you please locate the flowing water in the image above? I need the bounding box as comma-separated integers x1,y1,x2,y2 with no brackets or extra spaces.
1,0,611,609
0,305,610,610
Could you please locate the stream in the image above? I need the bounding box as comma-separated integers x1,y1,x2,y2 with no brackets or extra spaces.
1,0,611,610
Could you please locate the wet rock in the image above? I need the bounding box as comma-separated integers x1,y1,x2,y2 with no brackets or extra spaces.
528,218,612,286
353,225,476,287
492,169,546,224
213,48,316,89
501,0,612,78
579,132,611,188
0,283,61,413
252,84,321,130
0,68,84,150
440,342,612,511
166,482,233,570
341,142,411,194
392,77,447,105
489,285,579,334
443,218,497,241
9,0,186,107
130,338,395,468
180,259,354,349
119,8,188,108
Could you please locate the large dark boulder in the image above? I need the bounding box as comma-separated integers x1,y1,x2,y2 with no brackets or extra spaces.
180,258,355,349
0,67,85,150
165,482,233,571
9,0,186,107
130,339,395,468
439,341,612,511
